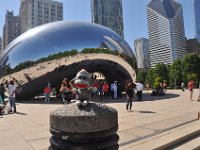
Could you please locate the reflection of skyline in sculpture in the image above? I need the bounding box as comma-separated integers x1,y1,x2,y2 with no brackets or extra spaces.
1,21,134,69
0,21,136,98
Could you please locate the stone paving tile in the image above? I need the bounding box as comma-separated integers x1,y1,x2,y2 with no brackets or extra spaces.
122,127,155,137
0,90,199,150
118,132,139,148
28,137,50,150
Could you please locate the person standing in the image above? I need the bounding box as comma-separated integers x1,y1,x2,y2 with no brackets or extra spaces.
163,82,167,93
135,81,144,101
44,86,51,103
181,82,185,92
146,83,150,93
0,83,6,104
99,80,104,101
8,80,17,113
188,80,194,101
103,81,109,100
113,81,118,99
125,81,134,112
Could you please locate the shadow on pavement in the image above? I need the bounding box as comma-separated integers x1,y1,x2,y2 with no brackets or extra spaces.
16,92,180,105
15,112,27,115
137,111,156,114
141,93,180,101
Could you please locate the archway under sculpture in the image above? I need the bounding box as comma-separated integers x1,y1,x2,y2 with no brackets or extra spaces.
1,53,135,98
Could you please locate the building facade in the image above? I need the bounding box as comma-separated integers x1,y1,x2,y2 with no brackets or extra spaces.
3,10,20,50
186,38,200,54
147,0,186,67
20,0,63,33
134,38,150,69
193,0,200,42
91,0,124,37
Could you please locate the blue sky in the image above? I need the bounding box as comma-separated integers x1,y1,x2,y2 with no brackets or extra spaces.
0,0,194,50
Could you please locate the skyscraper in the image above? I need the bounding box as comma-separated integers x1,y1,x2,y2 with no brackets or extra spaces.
147,0,186,67
193,0,200,42
20,0,63,33
91,0,124,37
134,38,150,69
3,10,20,50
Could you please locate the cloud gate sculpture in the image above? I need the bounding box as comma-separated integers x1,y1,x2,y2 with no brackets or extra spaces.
0,21,136,99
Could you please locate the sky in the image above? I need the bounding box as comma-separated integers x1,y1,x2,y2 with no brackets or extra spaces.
0,0,194,50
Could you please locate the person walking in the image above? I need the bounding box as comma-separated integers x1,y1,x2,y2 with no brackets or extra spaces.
125,81,134,112
7,80,17,113
188,80,194,101
135,81,144,101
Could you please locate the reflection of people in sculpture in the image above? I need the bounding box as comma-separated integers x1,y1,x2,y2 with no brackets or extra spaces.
73,69,93,106
113,81,118,99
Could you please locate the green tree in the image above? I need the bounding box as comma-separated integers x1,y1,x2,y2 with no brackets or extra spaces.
136,70,147,83
154,63,169,82
146,68,155,86
168,59,183,88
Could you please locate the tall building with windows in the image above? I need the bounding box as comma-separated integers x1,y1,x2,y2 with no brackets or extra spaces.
134,38,150,69
20,0,63,33
91,0,124,37
147,0,186,67
3,10,20,50
193,0,200,42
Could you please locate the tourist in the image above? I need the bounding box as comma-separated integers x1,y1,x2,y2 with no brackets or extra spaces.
125,81,134,112
163,82,167,93
181,82,185,92
117,82,122,98
60,78,72,104
135,81,144,101
103,81,109,100
146,83,150,93
7,80,17,113
188,80,194,101
92,80,99,99
44,86,51,103
113,81,118,99
0,83,6,104
99,80,104,101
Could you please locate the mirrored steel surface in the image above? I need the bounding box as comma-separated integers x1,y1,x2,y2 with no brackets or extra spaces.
0,21,136,98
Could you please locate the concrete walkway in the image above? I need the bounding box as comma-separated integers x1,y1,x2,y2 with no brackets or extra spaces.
0,89,200,150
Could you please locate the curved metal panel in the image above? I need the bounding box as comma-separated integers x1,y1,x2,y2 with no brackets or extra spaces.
0,21,136,98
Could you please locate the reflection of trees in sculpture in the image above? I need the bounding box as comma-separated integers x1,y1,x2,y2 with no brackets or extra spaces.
1,48,136,76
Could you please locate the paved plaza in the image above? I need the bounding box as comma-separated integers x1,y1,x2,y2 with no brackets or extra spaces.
0,89,200,150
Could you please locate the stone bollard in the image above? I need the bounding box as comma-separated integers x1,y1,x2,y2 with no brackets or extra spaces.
49,102,119,150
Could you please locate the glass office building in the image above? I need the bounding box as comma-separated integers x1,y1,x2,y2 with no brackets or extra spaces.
193,0,200,42
147,0,186,67
134,38,150,69
91,0,124,38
